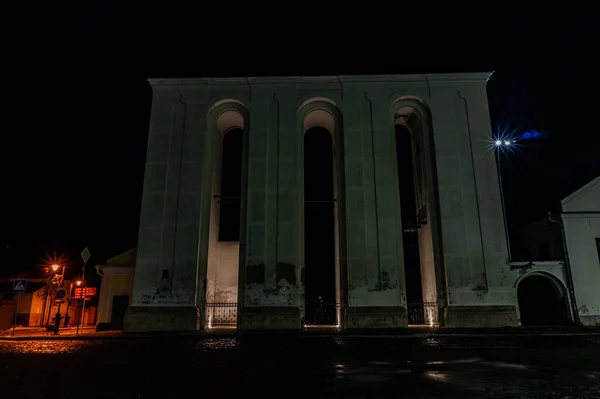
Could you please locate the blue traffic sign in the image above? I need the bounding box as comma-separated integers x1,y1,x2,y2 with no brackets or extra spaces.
12,279,27,293
55,289,66,299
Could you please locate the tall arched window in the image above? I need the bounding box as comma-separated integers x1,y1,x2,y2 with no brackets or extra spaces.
301,104,343,327
393,103,439,326
304,126,336,307
396,123,423,306
218,128,243,241
205,104,246,326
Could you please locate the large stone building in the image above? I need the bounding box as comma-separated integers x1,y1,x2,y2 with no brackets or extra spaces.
124,73,520,332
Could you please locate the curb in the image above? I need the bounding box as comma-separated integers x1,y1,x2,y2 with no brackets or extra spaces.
1,330,600,341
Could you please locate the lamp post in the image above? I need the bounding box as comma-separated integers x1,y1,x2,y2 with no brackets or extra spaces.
51,264,66,334
64,279,73,327
75,280,83,335
44,265,60,328
493,139,513,261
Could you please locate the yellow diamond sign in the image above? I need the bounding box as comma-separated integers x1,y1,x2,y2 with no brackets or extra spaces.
81,247,91,264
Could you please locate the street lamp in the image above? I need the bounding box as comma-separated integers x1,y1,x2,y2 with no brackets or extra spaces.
493,137,514,261
51,264,59,272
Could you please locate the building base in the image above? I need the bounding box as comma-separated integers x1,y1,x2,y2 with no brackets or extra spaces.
579,315,600,327
123,306,199,332
445,305,517,328
96,322,120,332
345,306,407,329
238,307,301,330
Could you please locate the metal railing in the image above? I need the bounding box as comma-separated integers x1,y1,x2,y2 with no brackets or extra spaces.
408,301,438,325
304,303,340,326
205,302,238,327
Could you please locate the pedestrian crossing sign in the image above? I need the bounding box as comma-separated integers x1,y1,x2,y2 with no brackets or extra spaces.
12,279,27,293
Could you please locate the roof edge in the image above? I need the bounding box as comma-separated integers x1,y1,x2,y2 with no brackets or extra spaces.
561,176,600,207
148,72,493,87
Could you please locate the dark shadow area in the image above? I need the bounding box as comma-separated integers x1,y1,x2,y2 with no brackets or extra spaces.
219,128,243,242
396,125,424,323
518,275,570,326
304,127,336,324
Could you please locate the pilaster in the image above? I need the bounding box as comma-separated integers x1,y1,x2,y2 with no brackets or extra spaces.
238,88,301,330
343,89,406,328
275,91,300,297
125,88,202,332
429,82,516,327
429,88,488,293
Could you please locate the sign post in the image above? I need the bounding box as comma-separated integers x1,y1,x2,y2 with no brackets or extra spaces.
53,289,66,334
11,279,27,337
77,247,91,336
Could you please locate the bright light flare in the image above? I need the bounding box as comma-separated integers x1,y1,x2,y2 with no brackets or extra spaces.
76,280,82,286
39,251,71,273
485,126,522,156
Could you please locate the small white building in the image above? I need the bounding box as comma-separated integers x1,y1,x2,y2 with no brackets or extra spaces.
562,176,600,326
95,249,135,331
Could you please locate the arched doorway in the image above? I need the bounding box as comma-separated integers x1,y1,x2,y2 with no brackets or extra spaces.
392,100,444,326
297,100,347,328
304,126,336,325
517,274,570,326
203,105,248,329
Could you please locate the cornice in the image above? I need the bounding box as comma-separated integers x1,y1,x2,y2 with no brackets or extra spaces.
509,261,564,269
561,212,600,220
148,72,493,88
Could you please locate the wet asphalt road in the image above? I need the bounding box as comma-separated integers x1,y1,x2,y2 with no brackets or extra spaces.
1,334,599,398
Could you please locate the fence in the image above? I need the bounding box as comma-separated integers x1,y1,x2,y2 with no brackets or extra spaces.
203,301,437,327
205,302,238,327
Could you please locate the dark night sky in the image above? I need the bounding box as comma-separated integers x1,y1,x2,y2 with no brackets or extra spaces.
2,8,599,278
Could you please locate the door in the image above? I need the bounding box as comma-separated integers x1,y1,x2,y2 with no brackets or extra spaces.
110,295,129,330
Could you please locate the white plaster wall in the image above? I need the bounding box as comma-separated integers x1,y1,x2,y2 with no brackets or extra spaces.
563,216,600,325
561,176,600,325
428,81,513,307
132,87,201,306
97,267,134,324
563,178,600,213
339,87,406,308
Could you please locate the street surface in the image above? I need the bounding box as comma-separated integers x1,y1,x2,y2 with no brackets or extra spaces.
1,334,599,398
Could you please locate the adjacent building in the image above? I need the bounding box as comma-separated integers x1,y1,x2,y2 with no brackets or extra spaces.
95,249,135,331
562,176,600,326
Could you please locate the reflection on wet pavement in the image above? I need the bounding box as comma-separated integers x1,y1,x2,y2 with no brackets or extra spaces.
0,340,103,354
196,337,240,351
0,335,599,398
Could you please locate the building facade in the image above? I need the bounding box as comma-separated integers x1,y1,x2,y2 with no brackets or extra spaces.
562,176,600,326
124,73,517,332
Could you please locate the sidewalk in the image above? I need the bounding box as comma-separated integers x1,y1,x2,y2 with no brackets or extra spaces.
0,326,101,339
1,325,600,341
